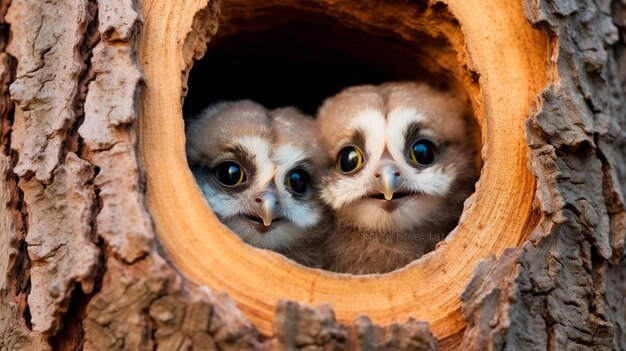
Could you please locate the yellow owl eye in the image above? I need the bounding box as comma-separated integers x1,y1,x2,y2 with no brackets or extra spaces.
410,139,437,166
215,161,246,186
337,146,364,173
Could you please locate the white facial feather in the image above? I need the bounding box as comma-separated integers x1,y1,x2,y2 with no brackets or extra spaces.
385,107,426,159
385,107,453,197
201,136,274,222
317,83,480,274
273,144,308,170
339,196,441,232
237,135,275,187
320,109,384,208
228,220,305,250
321,106,457,232
349,109,386,158
273,144,322,228
190,113,326,252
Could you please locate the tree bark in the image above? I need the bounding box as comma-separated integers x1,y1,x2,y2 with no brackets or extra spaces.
0,0,624,351
460,1,626,349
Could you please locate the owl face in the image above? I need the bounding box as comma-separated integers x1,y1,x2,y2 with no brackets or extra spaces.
317,83,479,234
186,101,330,250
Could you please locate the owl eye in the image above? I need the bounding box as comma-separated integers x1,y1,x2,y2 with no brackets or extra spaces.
286,169,310,195
215,161,246,187
410,139,437,166
337,146,364,173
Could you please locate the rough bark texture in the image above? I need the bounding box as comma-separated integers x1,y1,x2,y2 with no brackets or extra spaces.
0,0,624,351
0,0,260,350
461,0,626,350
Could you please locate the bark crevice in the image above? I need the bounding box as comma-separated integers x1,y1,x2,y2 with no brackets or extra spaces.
460,0,626,350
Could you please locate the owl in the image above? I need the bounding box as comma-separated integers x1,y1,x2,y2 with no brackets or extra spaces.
317,82,480,274
185,100,331,267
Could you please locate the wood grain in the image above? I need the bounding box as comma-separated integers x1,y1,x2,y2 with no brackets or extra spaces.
137,0,549,345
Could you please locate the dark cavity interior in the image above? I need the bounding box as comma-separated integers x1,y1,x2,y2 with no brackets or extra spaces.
182,2,482,274
183,11,460,118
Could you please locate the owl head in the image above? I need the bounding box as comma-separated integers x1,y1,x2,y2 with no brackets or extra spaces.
317,82,479,236
186,101,331,250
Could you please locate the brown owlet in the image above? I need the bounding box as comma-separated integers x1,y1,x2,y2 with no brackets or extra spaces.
186,100,331,267
316,82,480,274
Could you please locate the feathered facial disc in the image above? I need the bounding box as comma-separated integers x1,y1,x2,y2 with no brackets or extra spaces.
186,101,329,250
317,83,479,233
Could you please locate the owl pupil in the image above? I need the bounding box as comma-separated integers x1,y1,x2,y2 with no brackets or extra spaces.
338,146,362,173
287,170,309,195
227,166,238,178
411,140,436,165
215,161,245,186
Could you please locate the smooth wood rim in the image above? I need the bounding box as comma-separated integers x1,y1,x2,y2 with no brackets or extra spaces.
137,0,549,344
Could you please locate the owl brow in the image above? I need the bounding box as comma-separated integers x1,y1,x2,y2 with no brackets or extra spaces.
222,144,252,161
404,122,422,141
349,129,367,152
210,144,256,186
289,159,314,172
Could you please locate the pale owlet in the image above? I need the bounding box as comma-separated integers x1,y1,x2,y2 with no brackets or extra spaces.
317,82,480,274
186,101,331,267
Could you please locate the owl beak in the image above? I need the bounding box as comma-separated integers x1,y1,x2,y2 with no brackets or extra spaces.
381,166,400,201
257,193,277,227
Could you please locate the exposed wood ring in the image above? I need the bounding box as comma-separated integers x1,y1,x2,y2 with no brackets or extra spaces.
137,0,549,346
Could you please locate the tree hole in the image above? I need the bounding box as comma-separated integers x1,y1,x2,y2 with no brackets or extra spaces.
183,0,482,275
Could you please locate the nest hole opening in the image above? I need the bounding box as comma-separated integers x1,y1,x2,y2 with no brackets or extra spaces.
183,1,483,274
140,0,547,339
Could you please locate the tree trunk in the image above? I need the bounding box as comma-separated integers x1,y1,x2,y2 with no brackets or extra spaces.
0,0,624,350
